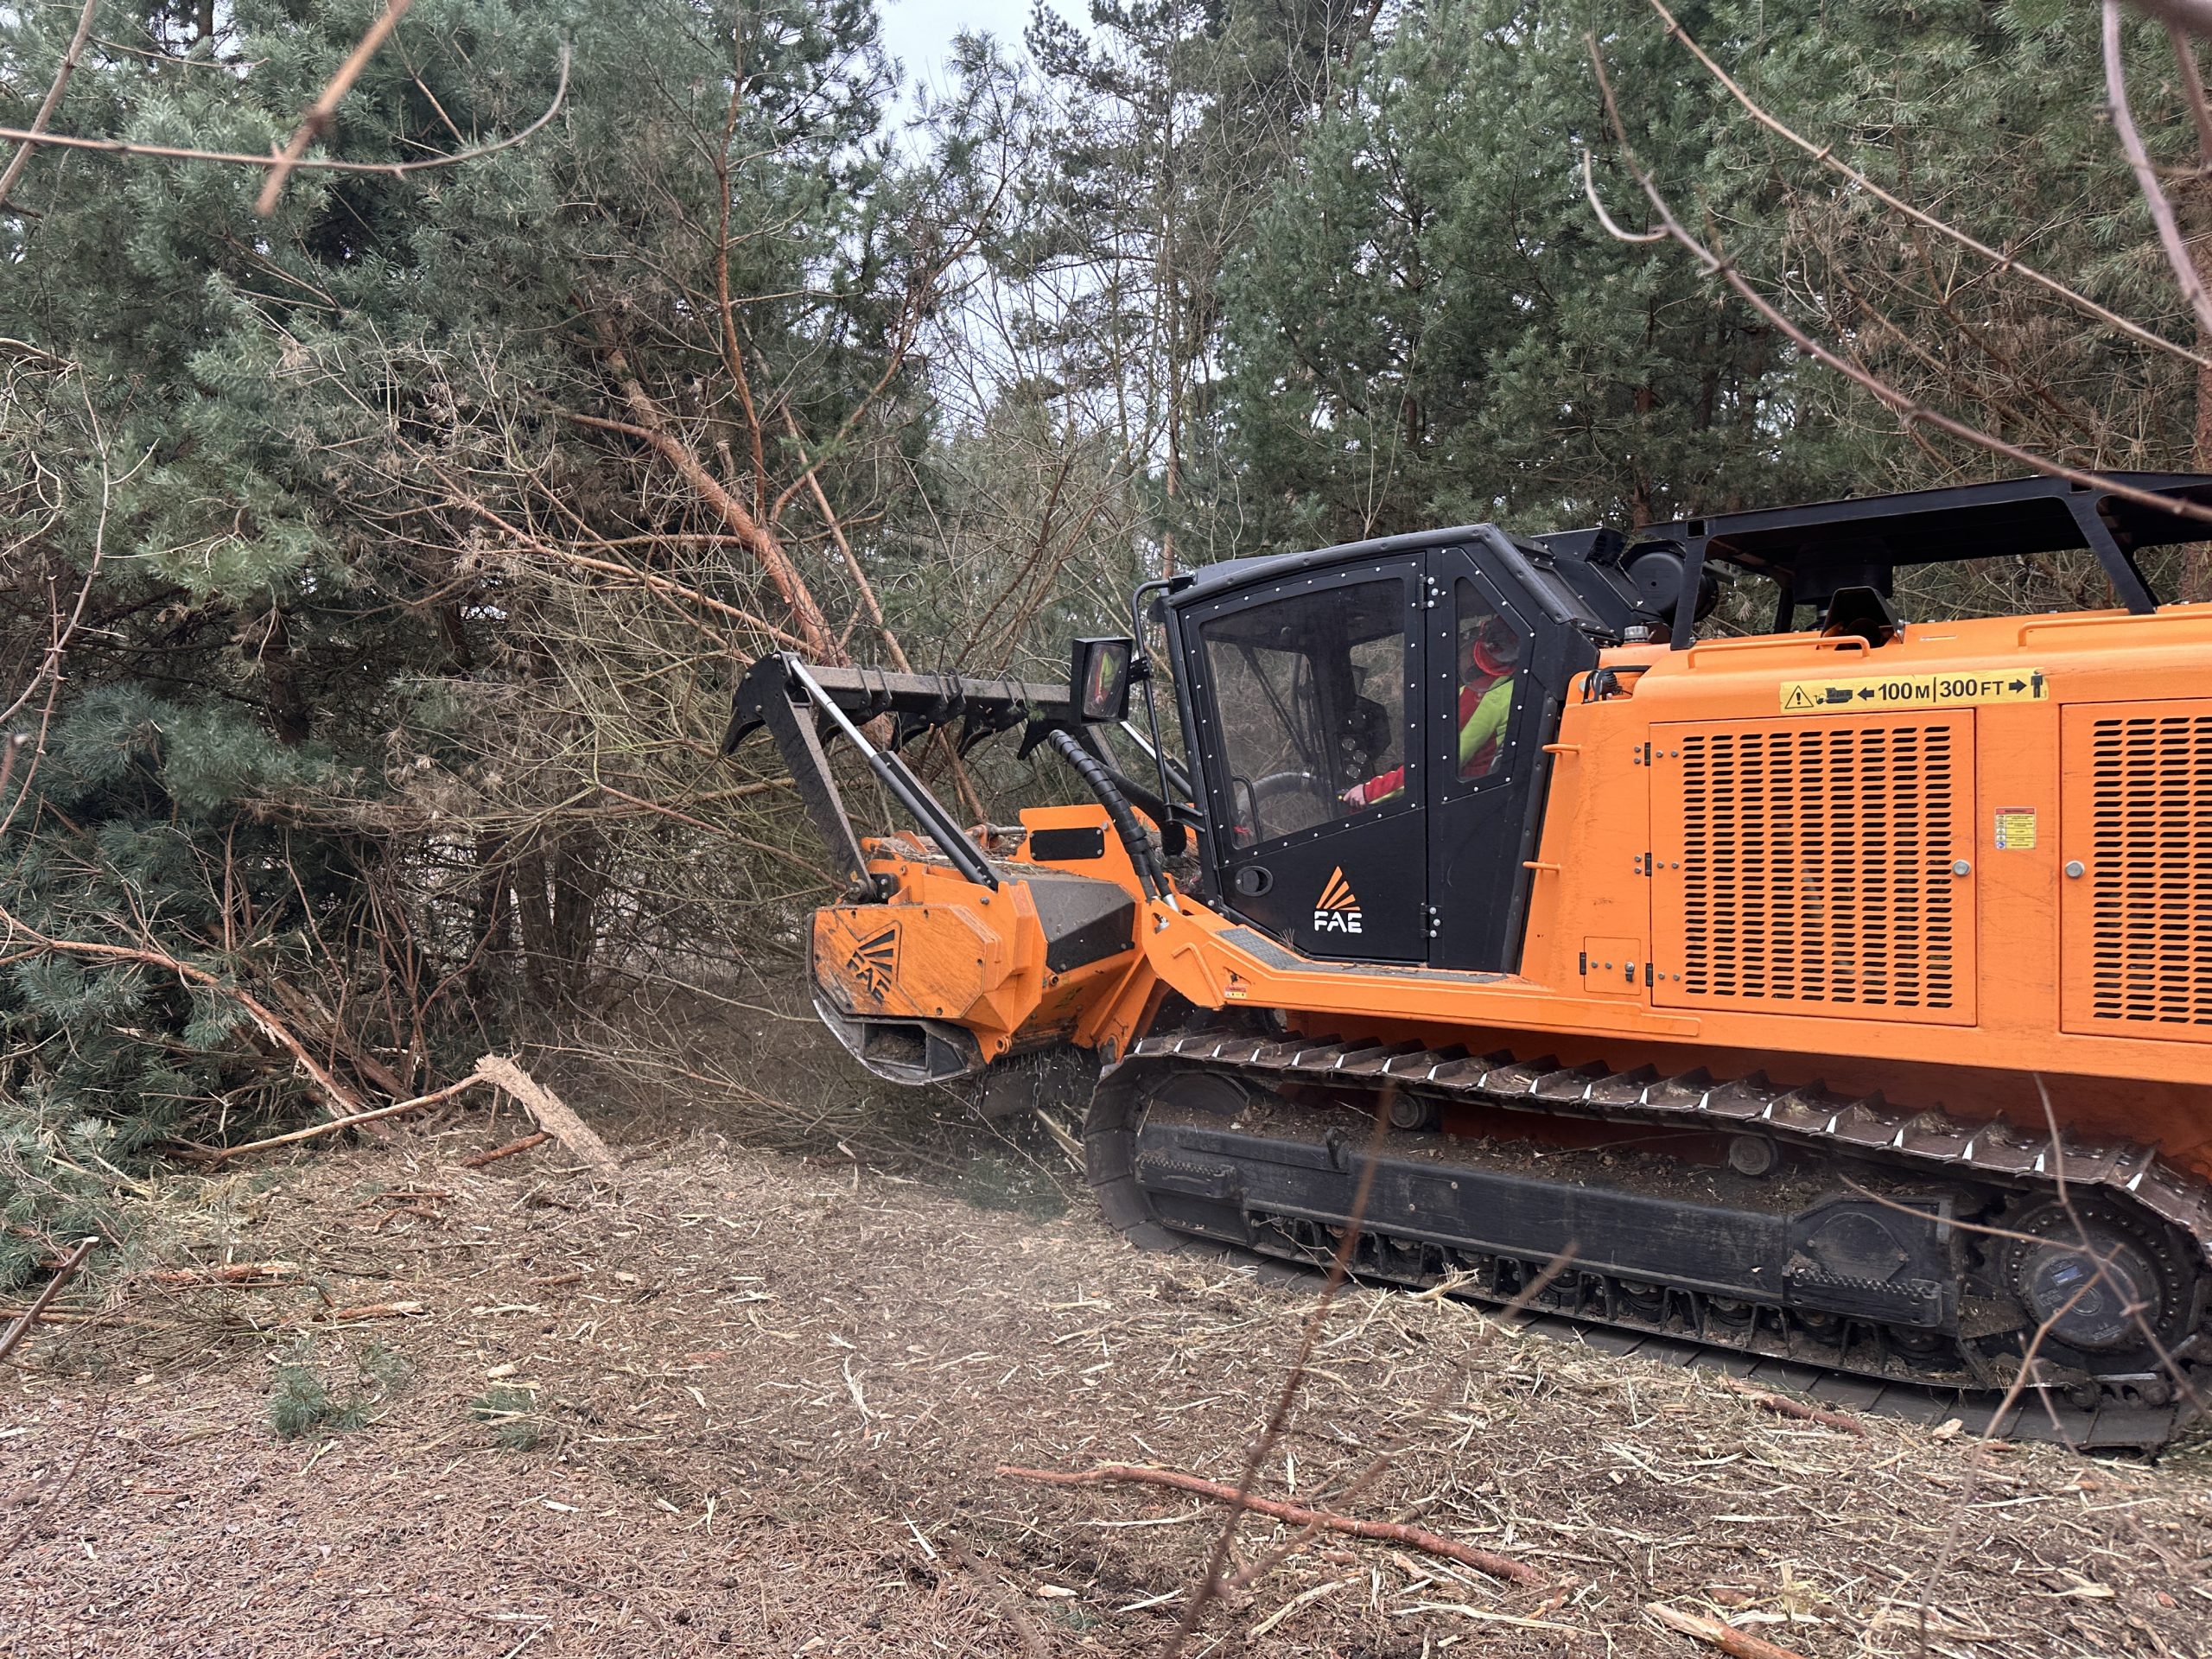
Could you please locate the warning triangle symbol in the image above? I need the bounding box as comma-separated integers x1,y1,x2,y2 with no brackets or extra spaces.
1783,685,1816,711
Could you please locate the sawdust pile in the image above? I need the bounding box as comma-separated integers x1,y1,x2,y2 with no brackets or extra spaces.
3,1123,2209,1657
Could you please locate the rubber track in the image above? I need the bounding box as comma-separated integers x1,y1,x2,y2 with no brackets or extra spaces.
1103,1028,2212,1452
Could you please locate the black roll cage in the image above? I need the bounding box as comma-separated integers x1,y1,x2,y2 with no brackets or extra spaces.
1580,471,2212,649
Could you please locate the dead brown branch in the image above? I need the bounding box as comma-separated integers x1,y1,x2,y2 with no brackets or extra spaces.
2170,22,2212,159
0,0,98,213
458,1129,551,1167
1157,1105,1396,1652
2104,0,2212,340
573,313,842,661
148,1261,299,1286
1224,1249,1581,1599
200,1074,486,1160
783,409,910,673
1648,1604,1809,1659
0,1236,97,1364
254,0,416,216
311,1300,427,1323
2130,0,2212,41
1713,1375,1867,1436
438,483,799,650
996,1463,1542,1586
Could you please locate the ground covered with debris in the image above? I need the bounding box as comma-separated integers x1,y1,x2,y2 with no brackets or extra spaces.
3,1115,2210,1658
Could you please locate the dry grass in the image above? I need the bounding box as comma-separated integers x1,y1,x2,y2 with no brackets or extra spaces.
2,1105,2209,1657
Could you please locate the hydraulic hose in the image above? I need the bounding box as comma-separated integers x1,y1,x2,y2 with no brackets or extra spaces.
1048,728,1166,902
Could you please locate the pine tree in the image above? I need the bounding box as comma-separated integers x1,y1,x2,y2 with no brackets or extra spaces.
0,0,959,1259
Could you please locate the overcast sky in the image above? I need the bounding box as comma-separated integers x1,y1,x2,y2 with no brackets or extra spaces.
877,0,1087,100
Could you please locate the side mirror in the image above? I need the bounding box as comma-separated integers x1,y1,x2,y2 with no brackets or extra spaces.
1070,636,1135,723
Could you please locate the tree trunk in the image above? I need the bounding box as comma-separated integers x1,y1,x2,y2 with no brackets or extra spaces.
512,845,556,1001
256,607,310,745
550,829,605,995
468,831,512,1001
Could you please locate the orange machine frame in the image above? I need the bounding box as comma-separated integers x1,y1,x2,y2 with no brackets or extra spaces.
824,604,2212,1175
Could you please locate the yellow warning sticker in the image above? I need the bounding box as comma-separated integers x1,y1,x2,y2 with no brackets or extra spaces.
1779,669,2050,714
1994,807,2038,850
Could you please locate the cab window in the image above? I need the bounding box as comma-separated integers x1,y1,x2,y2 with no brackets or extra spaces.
1198,579,1408,845
1452,578,1527,783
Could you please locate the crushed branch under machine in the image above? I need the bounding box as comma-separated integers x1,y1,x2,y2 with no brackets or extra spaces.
725,473,2212,1449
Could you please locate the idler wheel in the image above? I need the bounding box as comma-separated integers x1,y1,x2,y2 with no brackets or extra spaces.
2000,1201,2192,1357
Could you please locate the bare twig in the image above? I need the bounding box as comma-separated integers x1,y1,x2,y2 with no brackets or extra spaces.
1225,1249,1580,1597
784,409,911,673
0,47,570,185
996,1464,1541,1586
1579,53,2212,532
0,0,99,212
0,1391,106,1563
1713,1375,1867,1436
2170,21,2212,161
0,1236,98,1365
202,1074,486,1160
944,1535,1052,1659
2131,0,2212,42
2105,0,2212,339
1649,0,2212,369
255,0,416,216
435,480,799,649
458,1129,552,1168
1159,1103,1393,1653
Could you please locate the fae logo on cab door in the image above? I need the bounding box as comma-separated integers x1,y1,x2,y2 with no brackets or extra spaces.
1313,867,1363,935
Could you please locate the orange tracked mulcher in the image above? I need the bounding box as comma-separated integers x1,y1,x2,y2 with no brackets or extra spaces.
725,473,2212,1446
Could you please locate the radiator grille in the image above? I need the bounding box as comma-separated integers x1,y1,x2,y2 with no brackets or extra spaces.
1664,719,1966,1017
2084,710,2212,1030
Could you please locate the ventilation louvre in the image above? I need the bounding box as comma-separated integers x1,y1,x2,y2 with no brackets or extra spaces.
1654,715,1975,1026
2071,705,2212,1038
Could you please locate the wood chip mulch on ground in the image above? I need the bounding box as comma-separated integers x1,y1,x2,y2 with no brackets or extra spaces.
3,1128,2209,1657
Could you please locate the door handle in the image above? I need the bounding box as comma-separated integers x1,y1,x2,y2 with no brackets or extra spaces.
1232,865,1274,897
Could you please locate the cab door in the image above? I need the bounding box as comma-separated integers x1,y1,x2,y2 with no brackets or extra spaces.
1421,542,1552,972
1185,560,1428,962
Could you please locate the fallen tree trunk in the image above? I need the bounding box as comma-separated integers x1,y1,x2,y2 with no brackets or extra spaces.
472,1055,620,1184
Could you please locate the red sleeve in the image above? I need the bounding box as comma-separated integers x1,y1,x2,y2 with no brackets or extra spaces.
1349,763,1406,807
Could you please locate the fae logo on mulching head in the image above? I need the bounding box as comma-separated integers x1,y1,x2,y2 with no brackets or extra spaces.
848,925,899,999
1313,867,1363,936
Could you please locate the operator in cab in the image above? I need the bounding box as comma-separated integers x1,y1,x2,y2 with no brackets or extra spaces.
1341,612,1520,808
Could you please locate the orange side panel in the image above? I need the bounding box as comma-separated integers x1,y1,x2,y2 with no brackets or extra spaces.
1650,709,1978,1026
2061,699,2212,1046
